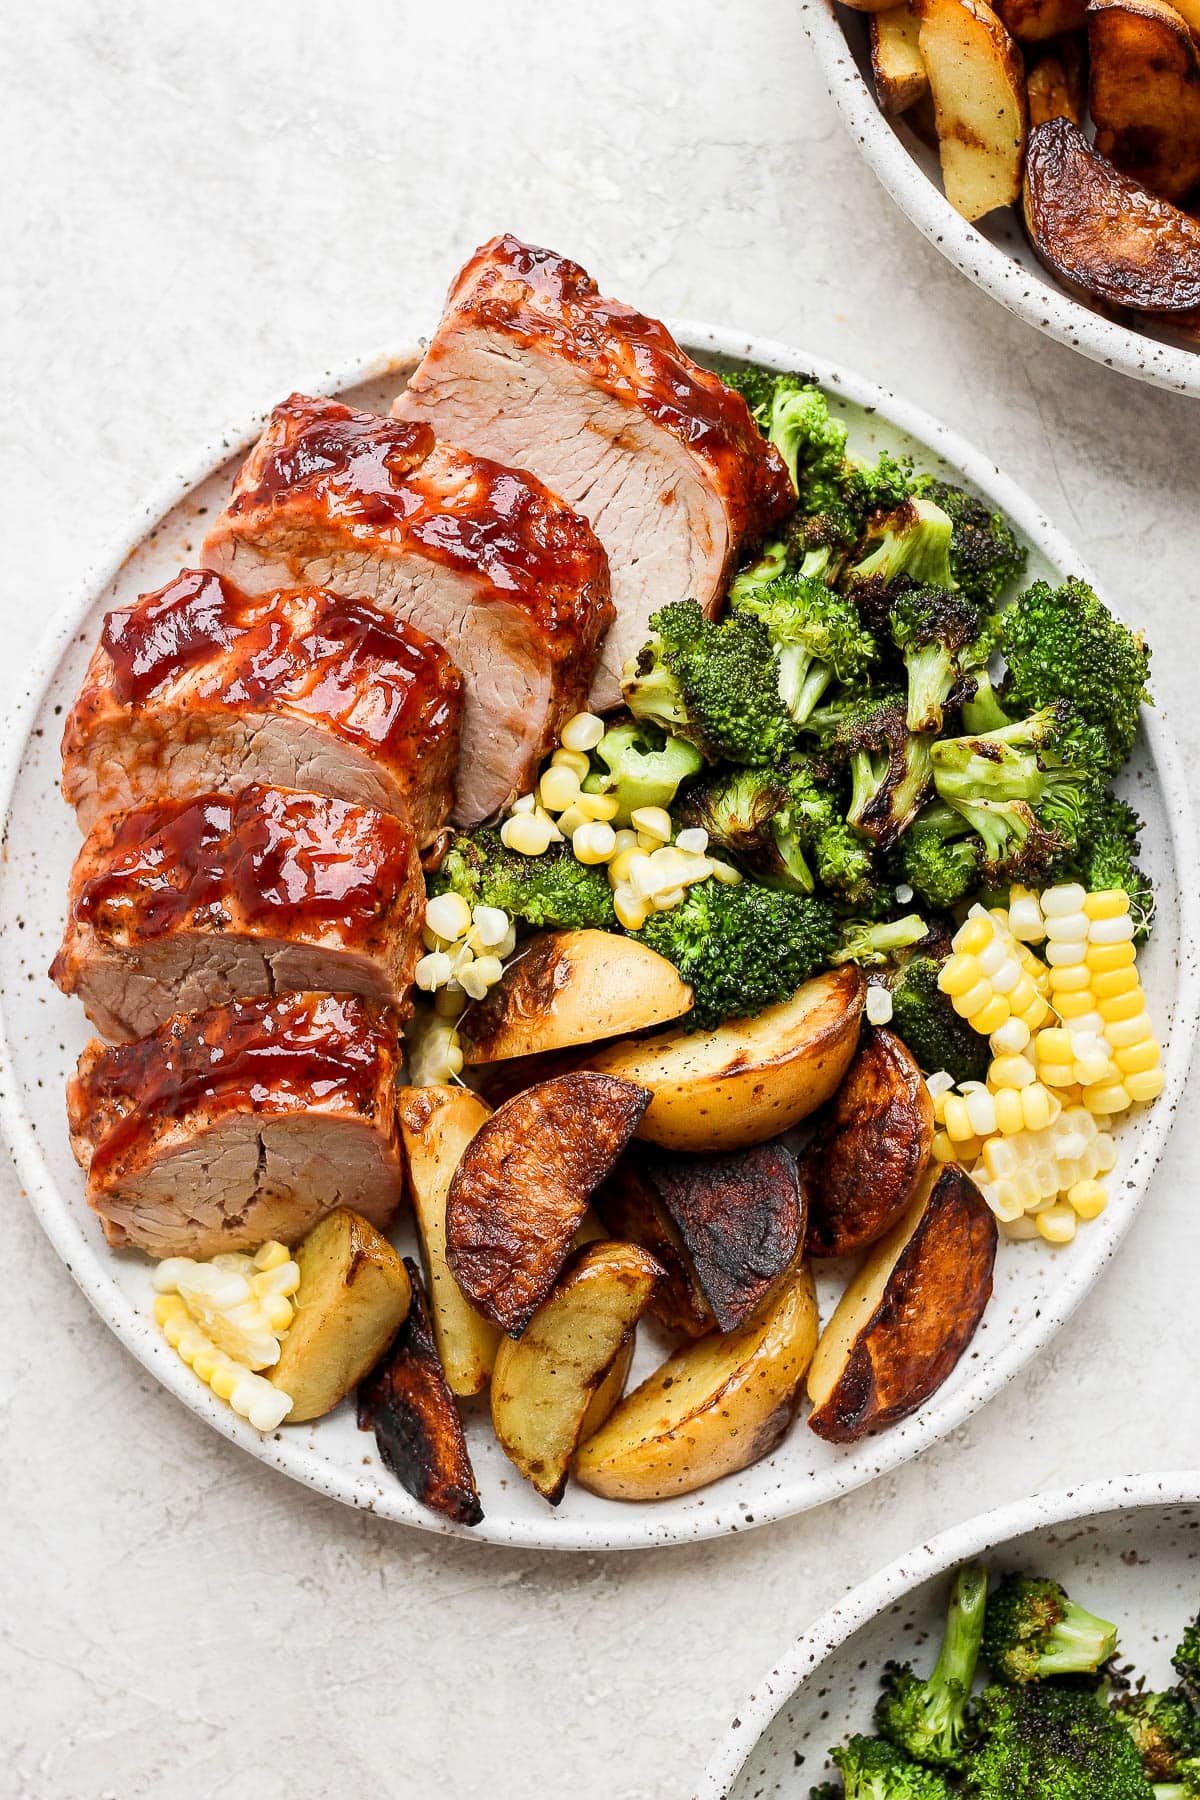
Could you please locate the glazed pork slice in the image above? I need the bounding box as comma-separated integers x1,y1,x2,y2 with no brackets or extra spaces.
392,235,796,708
67,993,404,1258
62,569,462,845
51,785,424,1041
201,395,613,823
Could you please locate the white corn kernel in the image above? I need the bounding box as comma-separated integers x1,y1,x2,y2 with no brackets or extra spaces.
1041,883,1087,917
674,827,709,855
414,951,452,992
630,806,673,843
500,813,556,856
612,883,651,931
424,892,472,942
1088,914,1135,945
990,1017,1031,1056
573,821,617,865
865,986,893,1026
926,1070,957,1099
560,711,605,752
551,747,592,779
1008,890,1045,943
708,859,743,885
470,905,511,949
1045,940,1087,967
1044,912,1089,944
509,793,536,815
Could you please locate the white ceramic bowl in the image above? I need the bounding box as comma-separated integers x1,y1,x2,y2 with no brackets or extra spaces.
1,328,1196,1551
800,0,1200,398
696,1473,1200,1797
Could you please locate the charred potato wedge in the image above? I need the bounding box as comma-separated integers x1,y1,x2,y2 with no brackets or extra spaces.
397,1086,501,1397
595,1161,715,1338
1025,39,1086,125
358,1258,482,1526
270,1209,411,1423
490,1241,662,1504
446,1071,651,1336
801,1029,934,1259
872,4,930,111
995,0,1085,37
807,1165,998,1443
574,1262,820,1501
632,1143,806,1333
1089,0,1200,203
460,930,692,1064
1024,116,1200,315
587,967,864,1153
918,0,1029,220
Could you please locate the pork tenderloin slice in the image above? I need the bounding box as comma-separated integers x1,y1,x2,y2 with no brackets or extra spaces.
51,786,423,1040
67,993,403,1259
62,569,462,844
201,395,613,823
393,235,795,708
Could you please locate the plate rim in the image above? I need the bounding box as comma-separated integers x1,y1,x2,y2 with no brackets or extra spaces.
799,0,1200,399
694,1469,1200,1798
2,326,1196,1552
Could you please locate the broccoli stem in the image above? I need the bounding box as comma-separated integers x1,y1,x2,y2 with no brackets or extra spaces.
1037,1600,1120,1677
769,816,816,894
933,1567,988,1712
905,642,958,735
777,641,834,725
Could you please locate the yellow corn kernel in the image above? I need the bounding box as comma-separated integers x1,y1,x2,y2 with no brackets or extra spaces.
1055,990,1097,1021
1034,1027,1074,1066
574,791,621,823
538,764,581,813
939,953,980,998
253,1241,290,1273
252,1260,301,1299
1016,943,1052,992
1083,889,1128,921
969,995,1007,1036
612,883,650,932
560,710,605,753
500,813,556,856
1067,1179,1108,1220
993,1088,1026,1134
1091,966,1139,1000
1113,1039,1160,1076
258,1295,294,1333
550,747,592,779
1037,1203,1077,1244
1086,940,1137,974
931,1130,957,1163
210,1362,239,1402
1020,1085,1055,1132
1126,1068,1166,1104
1049,962,1092,994
708,859,742,885
192,1343,221,1383
630,806,672,843
989,1054,1036,1091
932,1090,949,1125
951,980,994,1021
572,821,617,865
608,847,640,888
554,803,587,838
982,1135,1019,1180
942,1095,974,1142
154,1293,187,1326
1083,1081,1132,1115
1073,1052,1116,1089
1096,991,1142,1026
955,916,994,957
1104,1012,1153,1050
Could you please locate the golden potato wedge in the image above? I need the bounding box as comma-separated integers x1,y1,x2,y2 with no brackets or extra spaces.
872,5,930,111
1025,39,1086,125
581,1333,635,1436
995,0,1085,38
1024,116,1200,314
586,967,865,1153
491,1241,662,1504
446,1071,651,1336
630,1143,806,1332
459,929,692,1065
807,1164,997,1443
594,1161,715,1338
270,1209,411,1423
574,1261,819,1501
397,1086,501,1398
357,1258,482,1526
918,0,1029,220
801,1029,934,1259
1089,0,1200,202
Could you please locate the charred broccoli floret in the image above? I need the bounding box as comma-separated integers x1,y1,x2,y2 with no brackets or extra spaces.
844,497,956,612
998,577,1151,776
623,600,797,766
962,1683,1156,1799
583,719,703,824
675,762,877,904
876,1567,988,1768
899,803,981,910
1115,1689,1200,1786
1052,790,1155,945
983,1574,1118,1684
817,689,934,849
888,953,990,1084
732,571,878,725
813,1735,957,1799
912,476,1028,607
1174,1614,1200,1708
888,586,998,734
430,829,616,931
637,877,839,1030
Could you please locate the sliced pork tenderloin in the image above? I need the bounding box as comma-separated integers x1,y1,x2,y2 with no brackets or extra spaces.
51,785,424,1041
67,993,404,1258
392,235,795,708
62,569,462,845
202,395,613,823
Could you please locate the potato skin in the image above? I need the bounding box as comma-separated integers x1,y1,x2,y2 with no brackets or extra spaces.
995,0,1085,39
808,1164,998,1444
445,1072,651,1336
594,1161,715,1338
357,1258,483,1527
1089,0,1200,202
801,1029,934,1259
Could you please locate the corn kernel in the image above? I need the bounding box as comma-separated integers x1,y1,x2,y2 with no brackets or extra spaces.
1074,1052,1115,1088
652,887,685,912
1125,1068,1165,1104
510,793,536,815
1083,1081,1132,1114
1055,990,1097,1021
1044,911,1089,944
1008,888,1045,943
210,1362,239,1401
1035,1027,1074,1065
539,764,581,813
1020,1086,1055,1132
970,995,1008,1036
551,747,592,779
1092,966,1139,1000
424,891,472,941
990,1017,1031,1056
608,847,640,888
1083,890,1128,921
931,1130,957,1163
1042,883,1087,917
943,1095,974,1142
708,859,742,885
956,917,993,957
993,1088,1026,1134
1104,1012,1154,1050
572,821,617,865
258,1295,294,1333
1001,1211,1041,1241
1086,940,1137,974
1096,990,1142,1025
990,956,1022,995
989,1054,1036,1090
613,883,650,931
560,710,605,752
253,1241,290,1274
574,791,621,823
1046,939,1087,967
1088,913,1135,945
939,953,980,998
983,1136,1018,1179
1049,962,1092,994
154,1293,186,1326
630,806,672,843
985,1178,1027,1223
1037,1203,1077,1244
1067,1179,1108,1220
1113,1039,1159,1076
975,937,1008,978
500,813,556,856
964,1087,997,1137
253,1260,301,1299
865,986,894,1027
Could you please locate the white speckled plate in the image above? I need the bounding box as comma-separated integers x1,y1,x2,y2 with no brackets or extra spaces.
696,1473,1200,1796
1,330,1196,1550
801,1,1200,398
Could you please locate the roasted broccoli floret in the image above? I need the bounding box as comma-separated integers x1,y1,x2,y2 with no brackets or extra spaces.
637,877,839,1029
430,829,616,932
844,497,956,610
1052,789,1155,945
983,1574,1118,1684
888,586,997,734
876,1567,988,1769
1174,1614,1200,1708
583,719,704,824
814,1735,956,1799
818,689,934,849
623,600,797,766
998,577,1151,776
888,952,990,1084
912,476,1028,607
732,571,878,725
899,803,981,910
832,913,929,968
1115,1689,1200,1786
675,762,877,904
962,1682,1156,1798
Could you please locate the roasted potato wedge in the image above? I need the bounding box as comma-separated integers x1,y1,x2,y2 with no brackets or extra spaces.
995,0,1085,38
918,0,1029,220
1025,38,1086,125
397,1086,501,1397
1024,116,1200,315
357,1258,482,1526
446,1072,651,1336
807,1164,998,1443
270,1209,411,1423
631,1143,806,1332
1089,0,1200,202
872,4,930,111
594,1161,715,1338
843,0,913,15
490,1241,662,1504
460,930,692,1064
574,1261,820,1501
801,1029,934,1259
581,1333,635,1436
587,967,864,1153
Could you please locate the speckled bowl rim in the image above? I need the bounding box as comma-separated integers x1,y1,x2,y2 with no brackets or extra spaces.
800,0,1200,398
1,328,1196,1551
694,1471,1200,1798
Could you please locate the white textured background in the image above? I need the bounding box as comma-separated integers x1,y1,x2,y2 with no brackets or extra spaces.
3,6,1199,1798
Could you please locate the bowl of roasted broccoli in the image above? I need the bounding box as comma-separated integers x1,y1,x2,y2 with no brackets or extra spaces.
696,1474,1200,1796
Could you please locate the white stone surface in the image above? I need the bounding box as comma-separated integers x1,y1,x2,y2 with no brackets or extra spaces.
3,5,1198,1797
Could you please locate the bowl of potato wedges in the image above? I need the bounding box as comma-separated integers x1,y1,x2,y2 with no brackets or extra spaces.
801,0,1200,394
